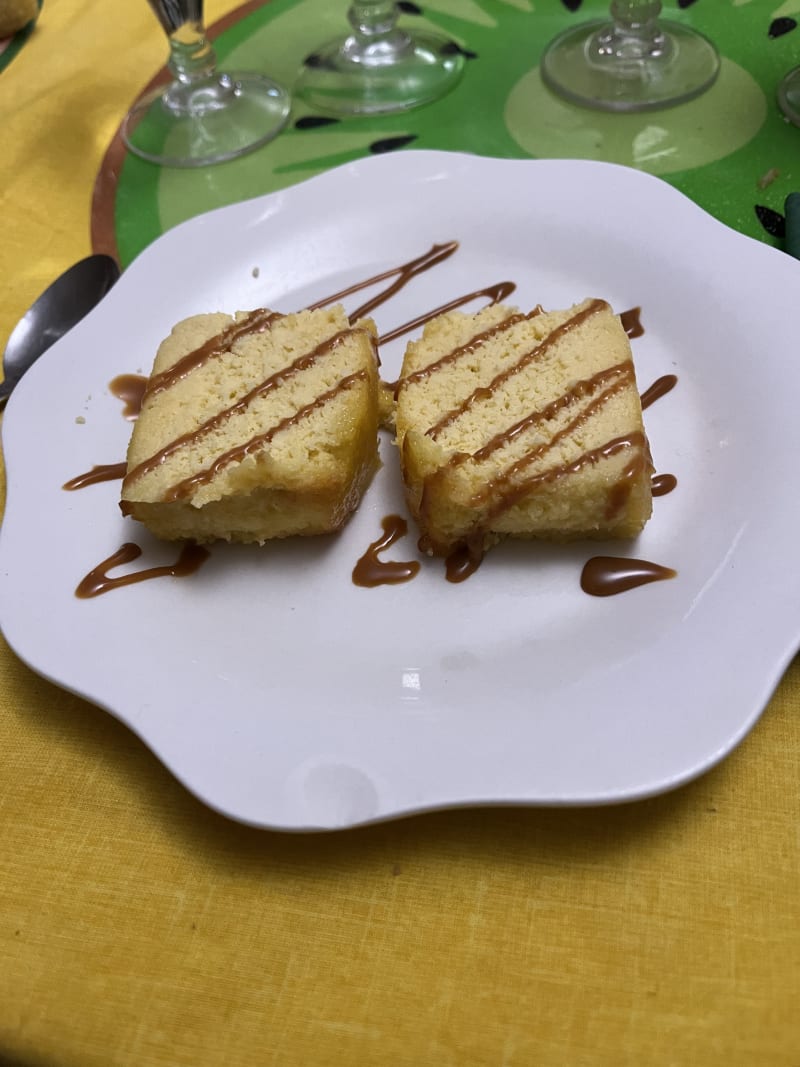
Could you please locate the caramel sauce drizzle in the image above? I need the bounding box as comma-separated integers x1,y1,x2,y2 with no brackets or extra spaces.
70,238,676,600
467,375,641,511
310,242,516,347
651,473,677,496
444,435,650,581
109,374,147,420
405,297,647,563
620,307,644,339
63,462,127,491
471,362,632,465
123,328,370,492
75,542,210,598
604,449,650,520
163,370,369,502
580,556,676,597
417,365,636,533
309,241,460,322
640,373,678,410
397,310,526,394
407,294,656,545
444,544,483,584
422,414,647,559
144,308,281,400
379,281,517,346
426,300,605,439
63,377,141,495
352,515,420,587
483,432,648,522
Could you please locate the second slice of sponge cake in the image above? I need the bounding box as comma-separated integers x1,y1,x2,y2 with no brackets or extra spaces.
395,298,653,558
121,304,380,543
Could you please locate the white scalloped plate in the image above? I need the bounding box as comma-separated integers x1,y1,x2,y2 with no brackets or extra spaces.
2,151,799,830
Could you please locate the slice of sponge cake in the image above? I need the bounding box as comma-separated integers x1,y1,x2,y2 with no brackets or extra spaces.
395,298,653,558
121,304,380,543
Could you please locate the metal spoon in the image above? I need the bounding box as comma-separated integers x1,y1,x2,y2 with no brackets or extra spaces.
0,253,121,409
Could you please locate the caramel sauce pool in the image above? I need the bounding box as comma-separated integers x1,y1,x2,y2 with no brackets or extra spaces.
580,556,676,597
109,374,147,420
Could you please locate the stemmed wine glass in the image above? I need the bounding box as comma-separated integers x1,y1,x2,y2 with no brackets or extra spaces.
122,0,291,167
294,0,465,116
541,0,720,113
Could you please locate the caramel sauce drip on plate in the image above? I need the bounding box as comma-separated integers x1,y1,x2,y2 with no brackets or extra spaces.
640,374,678,411
651,473,677,496
109,374,147,420
63,462,127,490
76,542,210,598
352,516,420,587
310,242,460,322
620,307,644,339
444,544,483,584
580,556,676,597
380,281,517,346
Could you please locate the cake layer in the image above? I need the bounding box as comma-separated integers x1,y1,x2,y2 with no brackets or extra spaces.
121,305,380,543
395,299,653,556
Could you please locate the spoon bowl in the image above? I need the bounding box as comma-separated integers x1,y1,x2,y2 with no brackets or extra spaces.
0,253,120,409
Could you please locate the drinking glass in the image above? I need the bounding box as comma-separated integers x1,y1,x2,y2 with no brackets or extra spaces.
778,66,800,127
122,0,291,167
294,0,465,116
541,0,720,113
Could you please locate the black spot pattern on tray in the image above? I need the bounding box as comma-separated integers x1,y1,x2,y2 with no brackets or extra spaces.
769,17,797,38
397,1,422,12
442,40,478,59
561,0,582,10
677,0,698,8
370,135,418,154
755,204,786,238
294,115,340,130
303,52,324,68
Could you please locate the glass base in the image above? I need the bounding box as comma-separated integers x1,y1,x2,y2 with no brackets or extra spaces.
541,19,720,113
121,72,291,167
778,65,800,127
295,30,464,116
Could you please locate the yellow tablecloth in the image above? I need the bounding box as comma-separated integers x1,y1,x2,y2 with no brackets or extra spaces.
1,4,798,1065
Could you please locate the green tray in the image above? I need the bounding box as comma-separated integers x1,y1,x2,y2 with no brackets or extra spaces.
111,0,800,267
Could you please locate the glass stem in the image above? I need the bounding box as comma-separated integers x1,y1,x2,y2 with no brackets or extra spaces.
167,20,217,85
599,0,669,61
158,13,225,115
345,1,410,62
348,1,398,39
